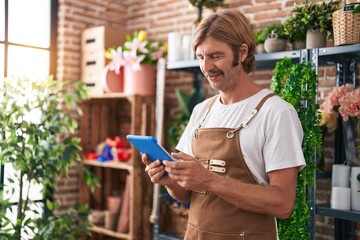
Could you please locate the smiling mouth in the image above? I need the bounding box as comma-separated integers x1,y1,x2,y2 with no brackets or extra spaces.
205,71,222,80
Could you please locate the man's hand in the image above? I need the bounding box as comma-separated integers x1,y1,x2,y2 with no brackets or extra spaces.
163,152,213,191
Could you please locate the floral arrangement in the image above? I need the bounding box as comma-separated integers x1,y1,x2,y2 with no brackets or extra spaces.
105,30,166,74
320,84,360,133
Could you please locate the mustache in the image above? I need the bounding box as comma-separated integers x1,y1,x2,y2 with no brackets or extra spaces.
203,70,223,78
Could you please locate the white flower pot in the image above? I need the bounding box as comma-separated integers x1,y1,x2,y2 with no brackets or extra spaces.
331,187,351,210
332,164,350,188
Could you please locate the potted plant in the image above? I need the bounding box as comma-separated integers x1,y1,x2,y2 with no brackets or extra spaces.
0,76,99,239
105,30,166,96
255,27,269,54
284,8,307,50
292,0,341,49
263,23,288,53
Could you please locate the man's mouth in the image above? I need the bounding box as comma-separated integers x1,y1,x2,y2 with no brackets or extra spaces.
205,71,222,80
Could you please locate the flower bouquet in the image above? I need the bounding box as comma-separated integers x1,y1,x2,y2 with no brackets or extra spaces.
320,84,359,165
320,84,359,133
105,30,166,73
103,30,167,96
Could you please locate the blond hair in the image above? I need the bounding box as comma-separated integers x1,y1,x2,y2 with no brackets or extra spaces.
192,9,256,73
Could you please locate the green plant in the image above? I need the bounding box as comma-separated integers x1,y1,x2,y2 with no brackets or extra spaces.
292,0,341,39
255,27,269,44
167,88,204,150
354,4,360,13
188,0,228,11
266,23,288,39
284,8,307,42
0,76,99,239
271,57,322,240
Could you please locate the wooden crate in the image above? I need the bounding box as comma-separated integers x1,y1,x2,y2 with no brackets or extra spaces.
79,94,155,240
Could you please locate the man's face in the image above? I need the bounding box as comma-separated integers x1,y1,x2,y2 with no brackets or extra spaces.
195,37,242,92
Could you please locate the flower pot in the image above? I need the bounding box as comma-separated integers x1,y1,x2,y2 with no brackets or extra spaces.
124,64,156,96
351,189,360,211
331,186,351,210
256,43,266,54
292,41,306,50
332,164,350,188
306,29,327,49
100,64,124,93
351,167,360,191
264,38,286,53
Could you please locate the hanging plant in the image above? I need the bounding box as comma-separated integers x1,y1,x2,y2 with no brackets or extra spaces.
271,57,323,239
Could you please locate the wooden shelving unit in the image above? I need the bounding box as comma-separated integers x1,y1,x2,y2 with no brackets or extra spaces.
79,94,155,240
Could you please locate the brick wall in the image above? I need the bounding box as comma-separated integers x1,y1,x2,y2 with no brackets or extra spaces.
55,0,360,238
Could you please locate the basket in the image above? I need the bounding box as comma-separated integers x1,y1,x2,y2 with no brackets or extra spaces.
332,9,360,46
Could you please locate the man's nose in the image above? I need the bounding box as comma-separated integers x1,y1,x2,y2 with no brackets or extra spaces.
201,58,214,72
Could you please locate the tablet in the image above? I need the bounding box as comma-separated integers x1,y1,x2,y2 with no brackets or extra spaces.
126,135,177,162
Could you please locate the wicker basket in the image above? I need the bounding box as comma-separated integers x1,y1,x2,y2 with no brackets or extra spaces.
332,9,360,46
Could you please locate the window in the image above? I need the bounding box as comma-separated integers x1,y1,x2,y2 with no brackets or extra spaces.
0,0,58,238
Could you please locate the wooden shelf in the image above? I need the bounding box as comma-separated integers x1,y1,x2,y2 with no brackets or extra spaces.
90,225,131,239
82,160,133,172
79,95,156,239
88,92,128,99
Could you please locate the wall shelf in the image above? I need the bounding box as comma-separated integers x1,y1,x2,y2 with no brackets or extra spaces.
316,204,360,222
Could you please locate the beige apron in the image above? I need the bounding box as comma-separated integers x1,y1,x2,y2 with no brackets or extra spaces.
184,93,277,240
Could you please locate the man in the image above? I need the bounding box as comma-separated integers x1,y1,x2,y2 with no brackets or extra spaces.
143,9,305,240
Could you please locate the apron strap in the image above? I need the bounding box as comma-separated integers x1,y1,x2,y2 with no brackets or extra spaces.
226,93,275,138
193,95,219,139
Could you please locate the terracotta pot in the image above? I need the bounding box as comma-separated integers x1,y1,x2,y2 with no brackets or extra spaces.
306,29,327,49
124,64,156,96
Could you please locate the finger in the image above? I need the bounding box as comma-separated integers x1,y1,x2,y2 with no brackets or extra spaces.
171,152,194,161
145,160,163,173
150,169,166,183
141,154,151,165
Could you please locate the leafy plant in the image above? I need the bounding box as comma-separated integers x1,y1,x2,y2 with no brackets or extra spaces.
284,8,307,42
255,28,269,44
271,57,322,240
291,0,341,39
167,88,204,151
354,4,360,13
266,23,288,39
188,0,228,12
0,76,99,239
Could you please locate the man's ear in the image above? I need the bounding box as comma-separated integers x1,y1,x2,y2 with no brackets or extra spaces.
239,43,248,63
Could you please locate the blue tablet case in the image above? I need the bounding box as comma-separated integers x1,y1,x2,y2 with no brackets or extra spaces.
126,135,175,162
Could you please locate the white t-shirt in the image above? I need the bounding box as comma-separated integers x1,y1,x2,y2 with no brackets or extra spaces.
176,89,306,185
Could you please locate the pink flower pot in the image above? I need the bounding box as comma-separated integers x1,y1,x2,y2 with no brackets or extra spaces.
124,64,156,96
100,64,124,93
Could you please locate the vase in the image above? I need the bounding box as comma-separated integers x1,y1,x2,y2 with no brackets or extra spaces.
124,64,156,96
342,118,358,166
